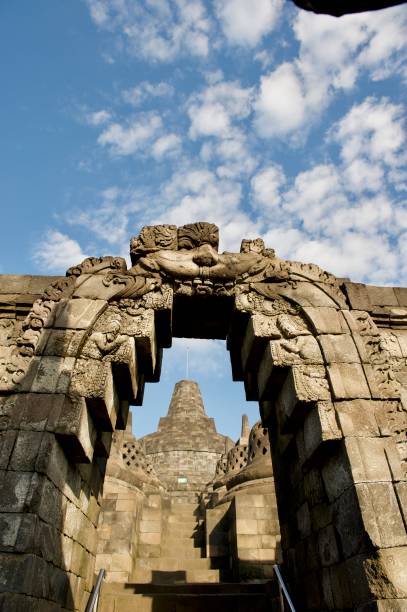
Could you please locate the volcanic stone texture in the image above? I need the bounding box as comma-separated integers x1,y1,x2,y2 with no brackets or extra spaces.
140,381,233,492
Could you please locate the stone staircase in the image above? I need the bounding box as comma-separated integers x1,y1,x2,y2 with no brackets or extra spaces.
98,581,279,611
132,495,226,584
98,495,281,611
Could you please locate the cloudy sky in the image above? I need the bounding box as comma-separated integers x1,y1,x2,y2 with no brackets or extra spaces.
1,1,406,439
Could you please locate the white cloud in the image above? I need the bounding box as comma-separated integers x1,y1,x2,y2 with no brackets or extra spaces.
253,63,306,137
189,103,231,138
86,109,112,126
253,7,407,138
152,133,181,159
283,164,348,234
65,187,144,247
200,129,257,179
214,0,282,47
86,0,109,26
294,232,398,284
251,164,286,209
33,231,88,273
155,165,260,251
98,113,162,156
122,81,174,106
254,49,274,69
188,80,253,139
343,158,384,194
85,0,211,62
168,338,228,378
332,97,406,167
204,69,224,85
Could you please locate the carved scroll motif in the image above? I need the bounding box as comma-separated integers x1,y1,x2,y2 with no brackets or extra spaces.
363,334,401,397
0,298,57,391
379,401,407,474
67,256,127,278
130,225,178,264
271,336,323,367
0,256,130,392
177,222,219,250
0,320,14,347
235,292,298,317
0,320,30,388
352,310,380,336
291,365,331,402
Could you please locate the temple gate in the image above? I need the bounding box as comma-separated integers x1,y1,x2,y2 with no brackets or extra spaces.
0,222,406,611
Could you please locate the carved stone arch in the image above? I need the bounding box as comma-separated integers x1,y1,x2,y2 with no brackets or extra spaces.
227,277,406,609
1,223,406,611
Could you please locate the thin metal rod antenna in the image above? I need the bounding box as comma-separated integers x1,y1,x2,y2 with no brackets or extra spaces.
186,346,190,379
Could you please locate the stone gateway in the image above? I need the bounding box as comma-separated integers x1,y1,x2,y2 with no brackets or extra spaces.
0,221,406,611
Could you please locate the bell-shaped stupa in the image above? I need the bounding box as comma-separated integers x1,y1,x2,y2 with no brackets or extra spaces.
140,380,233,492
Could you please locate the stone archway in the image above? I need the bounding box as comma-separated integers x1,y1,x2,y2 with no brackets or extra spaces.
0,221,406,611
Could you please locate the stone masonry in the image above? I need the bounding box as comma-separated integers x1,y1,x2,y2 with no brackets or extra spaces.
140,380,234,492
0,221,406,611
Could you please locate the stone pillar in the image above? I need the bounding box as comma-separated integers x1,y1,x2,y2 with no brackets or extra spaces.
0,259,169,610
95,415,161,583
230,285,407,610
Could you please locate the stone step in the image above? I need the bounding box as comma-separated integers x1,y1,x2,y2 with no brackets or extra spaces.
135,557,219,571
99,583,281,612
103,581,275,595
160,546,204,559
163,524,202,537
166,511,201,521
162,535,205,548
166,515,199,525
129,568,221,584
99,593,279,612
169,502,199,510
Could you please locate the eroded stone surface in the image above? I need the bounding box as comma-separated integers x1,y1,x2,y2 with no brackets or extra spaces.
0,222,406,612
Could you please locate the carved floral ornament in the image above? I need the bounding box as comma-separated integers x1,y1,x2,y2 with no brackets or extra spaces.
103,222,347,305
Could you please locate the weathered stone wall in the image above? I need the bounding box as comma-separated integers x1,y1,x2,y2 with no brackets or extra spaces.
95,415,161,583
229,278,407,609
141,380,233,492
0,275,101,610
0,222,406,611
147,450,225,490
206,418,281,581
0,260,163,610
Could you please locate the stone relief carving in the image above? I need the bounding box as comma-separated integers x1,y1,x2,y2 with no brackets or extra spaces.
291,365,331,402
352,310,380,336
67,255,127,278
0,320,14,346
363,335,401,397
0,319,31,388
42,276,76,302
130,224,178,263
0,299,56,390
177,222,219,250
235,292,298,317
271,336,323,366
0,257,127,392
91,317,128,356
90,222,347,304
378,401,407,473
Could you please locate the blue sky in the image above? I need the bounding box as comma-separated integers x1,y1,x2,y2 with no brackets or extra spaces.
1,0,406,440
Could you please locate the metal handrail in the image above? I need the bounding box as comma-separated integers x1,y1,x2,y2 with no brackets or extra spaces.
273,564,296,612
85,569,105,612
